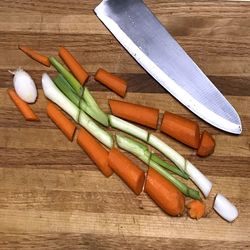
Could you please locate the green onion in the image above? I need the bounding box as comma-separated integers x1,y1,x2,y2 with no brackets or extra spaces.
42,73,113,148
149,160,201,200
49,56,83,96
116,134,188,179
53,74,109,127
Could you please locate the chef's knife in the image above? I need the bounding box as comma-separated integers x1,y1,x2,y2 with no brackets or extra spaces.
94,0,242,134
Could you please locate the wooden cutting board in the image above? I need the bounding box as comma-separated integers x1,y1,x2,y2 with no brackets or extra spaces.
0,1,249,249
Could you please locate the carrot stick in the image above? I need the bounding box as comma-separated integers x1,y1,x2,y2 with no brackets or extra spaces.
18,45,50,67
160,111,200,149
95,68,127,97
108,148,145,195
186,200,206,219
7,88,39,121
197,130,215,157
47,101,76,141
144,167,185,216
109,99,159,129
77,128,113,177
59,47,89,85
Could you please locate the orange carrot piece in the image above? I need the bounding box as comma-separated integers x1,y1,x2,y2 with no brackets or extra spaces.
108,148,145,195
109,99,159,129
95,68,127,97
77,128,113,177
47,102,76,141
197,130,215,157
7,88,39,121
160,111,200,149
18,45,50,67
144,168,185,216
59,47,89,85
186,200,206,219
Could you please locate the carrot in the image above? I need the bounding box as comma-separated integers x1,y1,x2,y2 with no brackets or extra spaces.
18,45,50,67
59,47,89,85
109,99,159,129
108,148,145,195
197,130,215,157
186,200,206,219
77,128,113,177
160,111,200,149
47,101,76,141
95,68,127,97
144,167,185,216
7,88,39,121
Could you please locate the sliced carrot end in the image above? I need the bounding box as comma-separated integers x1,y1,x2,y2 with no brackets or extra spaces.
95,68,127,97
160,111,200,149
197,130,215,157
186,200,206,219
59,47,89,85
7,88,39,121
47,102,76,141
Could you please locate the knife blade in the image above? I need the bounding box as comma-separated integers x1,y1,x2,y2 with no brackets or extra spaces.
94,0,242,134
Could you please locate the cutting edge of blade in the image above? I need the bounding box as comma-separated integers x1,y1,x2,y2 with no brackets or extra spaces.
94,5,242,134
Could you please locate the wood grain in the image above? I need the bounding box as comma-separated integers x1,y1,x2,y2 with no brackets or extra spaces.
0,0,249,249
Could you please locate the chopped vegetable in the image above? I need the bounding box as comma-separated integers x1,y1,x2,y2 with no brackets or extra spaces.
77,128,113,177
9,68,37,103
186,200,206,219
59,47,89,85
47,101,76,141
160,111,200,149
109,114,148,142
18,45,51,67
197,130,216,157
213,193,238,222
7,88,39,121
108,147,145,195
42,73,113,148
109,99,159,129
145,168,185,216
49,56,83,96
148,134,212,198
115,134,189,180
95,68,127,97
53,74,109,127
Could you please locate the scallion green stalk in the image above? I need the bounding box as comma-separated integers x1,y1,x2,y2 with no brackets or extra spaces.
42,73,113,148
115,134,192,182
53,74,109,127
49,56,83,96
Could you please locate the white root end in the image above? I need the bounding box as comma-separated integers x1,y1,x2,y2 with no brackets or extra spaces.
213,193,238,222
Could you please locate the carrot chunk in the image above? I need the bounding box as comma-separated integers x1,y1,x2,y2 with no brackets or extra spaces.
19,46,50,67
8,88,39,121
160,111,200,149
108,148,145,195
47,102,76,141
109,99,159,129
95,68,127,97
77,128,113,177
59,47,89,85
197,130,215,157
144,168,185,216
